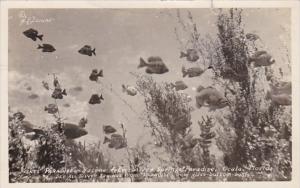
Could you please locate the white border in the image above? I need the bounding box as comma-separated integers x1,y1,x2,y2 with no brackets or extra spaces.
1,1,299,188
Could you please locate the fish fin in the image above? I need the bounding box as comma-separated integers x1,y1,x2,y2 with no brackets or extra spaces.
37,44,43,49
99,94,104,100
98,69,103,77
32,37,37,41
122,84,127,93
180,51,186,58
37,34,43,41
62,89,67,96
138,58,147,68
103,136,110,144
92,48,96,56
182,66,187,77
207,65,213,70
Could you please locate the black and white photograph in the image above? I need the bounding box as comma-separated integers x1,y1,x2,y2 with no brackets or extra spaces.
1,1,299,186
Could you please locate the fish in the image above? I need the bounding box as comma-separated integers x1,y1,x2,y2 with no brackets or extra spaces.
89,69,103,82
103,125,117,134
249,51,275,67
180,49,199,62
42,81,50,90
78,45,96,56
182,66,212,78
13,112,25,121
62,123,88,139
266,91,291,106
245,33,260,41
28,93,39,100
78,118,88,128
138,57,169,74
217,65,245,81
20,121,44,140
23,28,43,41
103,133,127,149
89,94,104,104
26,86,32,91
195,86,229,110
63,103,71,108
170,117,191,132
44,104,58,114
37,44,56,52
51,88,67,99
171,81,188,91
122,84,137,96
69,86,83,94
270,81,291,95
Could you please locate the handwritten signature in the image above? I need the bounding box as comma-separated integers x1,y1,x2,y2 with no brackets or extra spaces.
19,11,54,26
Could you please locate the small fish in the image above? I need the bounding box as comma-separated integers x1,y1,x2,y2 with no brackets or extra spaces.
53,77,61,88
171,81,188,91
89,69,103,82
122,84,137,96
195,86,229,110
37,44,56,52
182,66,212,78
23,28,43,41
170,117,191,132
28,93,39,100
103,134,127,150
51,88,67,99
44,104,58,114
245,33,260,41
78,117,88,128
62,123,88,139
138,57,169,74
89,94,104,104
270,81,291,95
42,81,49,90
103,125,117,134
78,45,96,56
13,112,25,121
19,120,44,140
69,86,83,94
249,51,275,67
180,49,199,62
63,103,71,108
266,91,291,106
26,86,32,91
20,121,35,132
218,65,245,81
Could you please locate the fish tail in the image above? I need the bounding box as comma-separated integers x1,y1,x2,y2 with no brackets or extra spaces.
92,48,96,56
37,34,43,41
180,51,186,58
138,57,147,68
98,69,103,77
182,66,187,77
99,94,104,100
103,136,110,144
37,44,43,49
62,89,67,96
196,101,203,109
122,84,127,93
44,106,48,111
266,91,271,100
